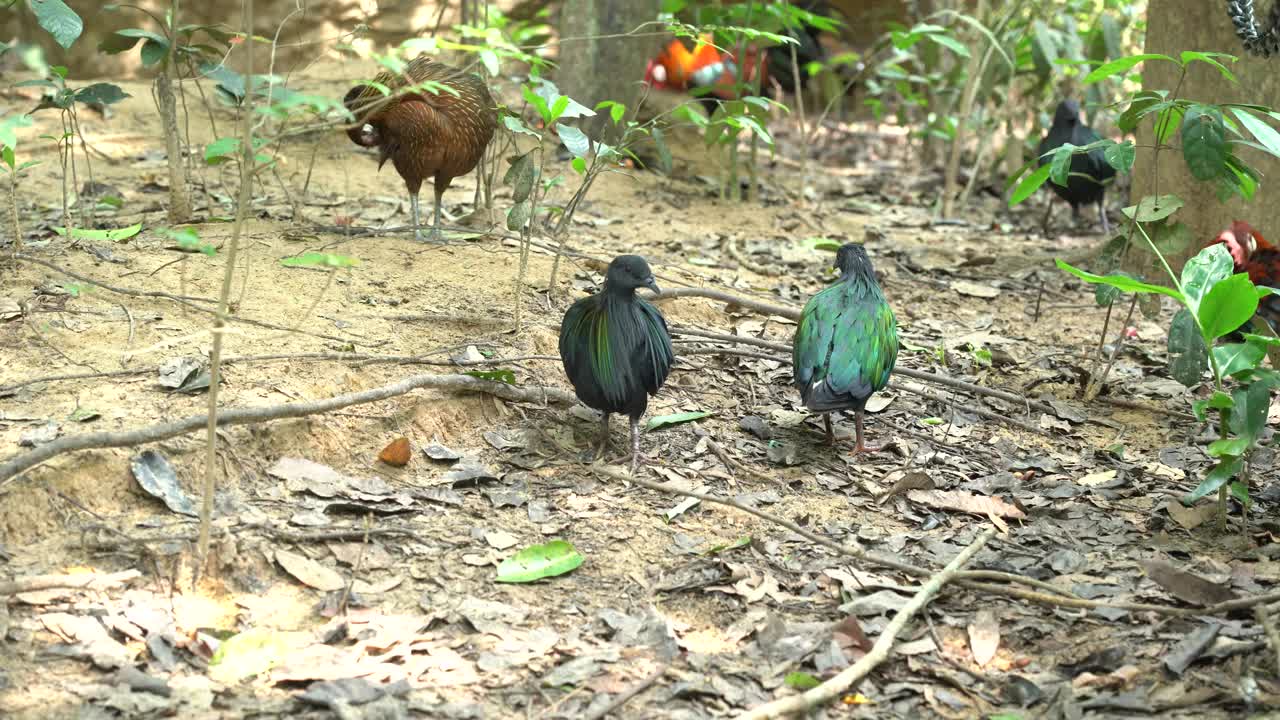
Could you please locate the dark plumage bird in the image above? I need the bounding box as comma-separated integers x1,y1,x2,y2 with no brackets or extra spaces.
343,56,497,242
559,256,675,474
792,243,898,454
1038,99,1116,235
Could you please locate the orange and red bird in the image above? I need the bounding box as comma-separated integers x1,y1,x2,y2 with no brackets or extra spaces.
1208,220,1280,333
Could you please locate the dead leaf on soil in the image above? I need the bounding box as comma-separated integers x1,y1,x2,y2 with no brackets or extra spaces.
906,489,1026,519
1140,559,1238,606
1077,470,1117,487
378,437,411,466
1163,499,1216,531
951,280,1000,298
276,549,346,592
968,609,1000,667
879,470,934,503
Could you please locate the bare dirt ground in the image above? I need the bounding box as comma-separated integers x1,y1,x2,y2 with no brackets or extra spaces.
0,58,1276,719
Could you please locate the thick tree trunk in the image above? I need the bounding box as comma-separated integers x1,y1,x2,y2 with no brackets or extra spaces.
1133,0,1280,262
555,0,658,141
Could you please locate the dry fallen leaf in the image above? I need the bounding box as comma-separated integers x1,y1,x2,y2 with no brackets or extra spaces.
906,489,1027,519
276,550,346,592
378,437,411,467
951,280,1000,298
968,609,1000,667
1140,559,1238,606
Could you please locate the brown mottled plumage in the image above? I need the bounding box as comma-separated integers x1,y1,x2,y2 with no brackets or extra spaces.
344,56,497,242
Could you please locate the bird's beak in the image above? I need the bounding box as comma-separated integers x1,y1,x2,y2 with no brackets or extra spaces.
644,276,660,293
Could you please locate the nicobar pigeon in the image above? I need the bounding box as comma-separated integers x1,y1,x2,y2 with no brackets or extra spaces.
559,255,674,474
1038,99,1116,235
792,243,898,454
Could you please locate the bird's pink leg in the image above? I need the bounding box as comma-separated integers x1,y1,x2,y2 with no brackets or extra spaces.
852,410,882,455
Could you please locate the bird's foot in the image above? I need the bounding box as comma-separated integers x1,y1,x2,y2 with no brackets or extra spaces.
851,442,883,456
415,226,448,244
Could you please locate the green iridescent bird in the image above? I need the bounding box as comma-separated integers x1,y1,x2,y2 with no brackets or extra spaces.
559,255,675,474
792,243,898,454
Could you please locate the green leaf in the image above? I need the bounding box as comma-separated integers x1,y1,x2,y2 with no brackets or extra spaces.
496,540,584,583
1084,53,1175,84
1214,342,1266,377
1185,457,1242,503
1168,308,1209,387
1121,194,1183,223
75,83,130,106
279,252,360,268
29,0,83,49
0,114,34,150
51,222,143,243
208,628,289,684
204,136,269,165
1116,90,1163,133
784,672,821,690
1198,273,1259,340
465,368,516,385
1228,107,1280,160
478,48,499,76
1179,51,1237,82
1208,437,1249,457
503,151,537,203
1055,259,1183,300
139,38,169,67
1103,140,1135,172
571,156,586,174
1008,163,1051,206
1048,145,1073,188
926,32,969,58
507,199,530,231
557,124,590,158
646,411,713,431
1181,244,1234,313
1181,107,1228,181
502,114,540,138
801,236,841,252
1151,221,1193,257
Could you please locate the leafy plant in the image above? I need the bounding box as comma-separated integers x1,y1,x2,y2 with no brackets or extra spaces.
0,113,37,252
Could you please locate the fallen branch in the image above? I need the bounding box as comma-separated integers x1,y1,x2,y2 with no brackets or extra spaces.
736,528,996,719
583,664,670,720
653,288,800,320
0,374,576,486
0,569,142,596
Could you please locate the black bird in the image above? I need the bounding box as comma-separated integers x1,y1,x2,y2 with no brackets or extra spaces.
559,256,675,475
1038,99,1116,235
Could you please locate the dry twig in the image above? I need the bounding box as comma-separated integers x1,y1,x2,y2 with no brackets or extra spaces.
0,569,141,596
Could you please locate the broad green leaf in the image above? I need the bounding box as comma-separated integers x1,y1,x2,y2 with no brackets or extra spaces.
1228,107,1280,159
785,672,822,690
75,83,130,106
1048,145,1073,187
1230,381,1270,443
1179,51,1237,82
1083,53,1176,84
1168,308,1208,387
802,236,841,252
1103,140,1135,172
646,410,713,431
1184,457,1242,503
208,628,290,684
571,156,586,174
532,80,594,120
1213,342,1265,377
1056,259,1183,300
504,152,537,203
926,32,969,58
1121,194,1183,223
1151,221,1193,257
1181,107,1227,181
502,114,540,138
140,38,169,67
507,199,530,231
496,540,584,583
1009,163,1051,206
1116,90,1163,133
30,0,83,49
479,48,499,76
279,252,359,268
52,222,143,242
0,114,34,150
1181,244,1234,313
465,368,516,385
557,124,590,159
1198,273,1258,340
1207,437,1249,457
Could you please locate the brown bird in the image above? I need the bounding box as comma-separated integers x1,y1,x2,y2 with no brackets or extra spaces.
344,56,497,242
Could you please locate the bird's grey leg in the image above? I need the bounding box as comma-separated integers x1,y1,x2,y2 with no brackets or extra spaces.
852,410,882,455
427,185,446,244
595,413,611,459
1098,201,1110,235
409,192,423,242
1041,198,1054,237
823,414,835,445
629,417,642,476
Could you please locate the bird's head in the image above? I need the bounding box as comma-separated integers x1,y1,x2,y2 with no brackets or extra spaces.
1215,220,1267,267
606,255,660,295
834,242,874,280
343,85,381,147
1052,99,1082,128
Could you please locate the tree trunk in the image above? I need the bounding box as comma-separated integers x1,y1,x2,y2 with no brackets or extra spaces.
555,0,658,142
1133,0,1280,264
